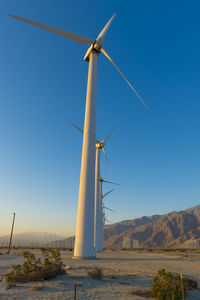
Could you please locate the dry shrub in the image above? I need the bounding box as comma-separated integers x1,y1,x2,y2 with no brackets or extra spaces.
6,249,65,284
152,268,198,300
88,267,103,280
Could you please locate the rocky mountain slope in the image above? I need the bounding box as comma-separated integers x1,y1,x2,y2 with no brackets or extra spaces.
48,204,200,249
105,209,200,248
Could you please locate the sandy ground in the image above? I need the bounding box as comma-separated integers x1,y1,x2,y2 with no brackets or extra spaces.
0,249,200,299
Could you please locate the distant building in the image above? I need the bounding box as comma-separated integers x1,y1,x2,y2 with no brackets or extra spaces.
185,239,200,249
122,236,139,248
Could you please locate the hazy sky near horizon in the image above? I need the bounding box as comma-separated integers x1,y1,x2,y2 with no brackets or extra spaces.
1,0,200,236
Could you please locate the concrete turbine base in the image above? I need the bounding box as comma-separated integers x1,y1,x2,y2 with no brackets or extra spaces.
72,255,96,260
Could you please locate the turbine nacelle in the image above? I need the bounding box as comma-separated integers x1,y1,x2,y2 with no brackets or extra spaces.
71,122,114,177
96,37,103,46
84,38,103,62
96,142,104,149
84,44,100,62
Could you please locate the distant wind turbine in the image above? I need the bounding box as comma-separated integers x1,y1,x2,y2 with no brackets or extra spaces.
9,13,146,259
100,177,119,250
102,189,115,225
71,122,113,252
94,129,114,252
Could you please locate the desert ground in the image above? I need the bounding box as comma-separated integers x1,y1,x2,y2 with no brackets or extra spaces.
0,249,200,299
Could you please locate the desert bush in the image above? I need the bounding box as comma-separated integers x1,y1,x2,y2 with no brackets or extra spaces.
88,267,103,280
152,268,198,300
6,249,65,284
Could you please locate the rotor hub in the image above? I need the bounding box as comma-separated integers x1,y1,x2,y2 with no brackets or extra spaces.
84,42,101,62
96,143,104,149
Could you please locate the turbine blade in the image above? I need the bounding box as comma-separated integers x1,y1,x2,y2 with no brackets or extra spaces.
97,13,116,41
101,128,114,145
104,189,114,197
105,218,112,224
9,14,94,44
102,179,120,186
102,147,112,177
71,123,83,133
71,122,100,143
101,48,148,109
104,206,115,213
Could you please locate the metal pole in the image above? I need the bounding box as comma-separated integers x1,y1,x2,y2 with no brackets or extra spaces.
74,280,77,300
7,213,16,254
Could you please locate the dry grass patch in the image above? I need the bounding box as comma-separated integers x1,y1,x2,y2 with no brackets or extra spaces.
57,281,69,286
152,268,198,300
5,282,16,290
107,275,117,279
128,289,153,298
29,284,44,291
118,281,130,285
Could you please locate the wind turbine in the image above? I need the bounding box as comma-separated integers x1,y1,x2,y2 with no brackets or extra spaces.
93,129,114,252
71,122,113,252
99,177,119,250
102,189,115,225
9,13,147,259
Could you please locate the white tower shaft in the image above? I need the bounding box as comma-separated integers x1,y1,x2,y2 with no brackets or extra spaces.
74,51,98,259
94,146,101,251
99,179,104,250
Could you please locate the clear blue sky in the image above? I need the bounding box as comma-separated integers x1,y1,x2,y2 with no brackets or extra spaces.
1,0,200,236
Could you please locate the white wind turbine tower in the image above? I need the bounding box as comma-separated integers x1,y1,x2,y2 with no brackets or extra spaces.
71,123,113,252
9,13,147,259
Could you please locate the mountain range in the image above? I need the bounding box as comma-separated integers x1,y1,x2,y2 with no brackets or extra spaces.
1,204,200,248
0,232,64,247
104,204,200,248
48,204,200,249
